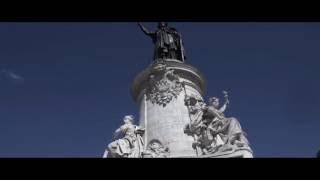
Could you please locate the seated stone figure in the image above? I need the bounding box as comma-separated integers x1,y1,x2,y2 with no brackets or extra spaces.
104,115,145,158
205,97,251,152
184,91,251,156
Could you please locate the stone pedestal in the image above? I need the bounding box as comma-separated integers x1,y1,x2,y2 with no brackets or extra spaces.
200,148,253,158
131,60,206,157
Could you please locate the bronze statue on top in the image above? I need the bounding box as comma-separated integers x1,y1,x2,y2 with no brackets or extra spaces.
138,22,186,62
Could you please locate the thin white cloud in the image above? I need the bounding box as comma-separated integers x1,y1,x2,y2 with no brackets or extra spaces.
8,71,24,81
0,69,24,81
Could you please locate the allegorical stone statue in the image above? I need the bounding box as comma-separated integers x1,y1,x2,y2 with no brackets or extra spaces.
104,115,145,158
184,91,251,156
184,95,224,155
204,95,251,152
184,95,206,155
138,22,186,62
142,139,170,158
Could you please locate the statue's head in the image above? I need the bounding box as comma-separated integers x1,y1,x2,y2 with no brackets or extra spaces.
123,115,134,124
158,22,168,29
209,97,219,108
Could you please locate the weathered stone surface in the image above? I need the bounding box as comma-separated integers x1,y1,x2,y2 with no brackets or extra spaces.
131,60,206,103
200,148,253,158
142,139,170,158
132,61,206,157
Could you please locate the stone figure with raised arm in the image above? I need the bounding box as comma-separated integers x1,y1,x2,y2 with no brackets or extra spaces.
204,92,251,153
138,22,185,62
104,115,145,158
184,90,252,155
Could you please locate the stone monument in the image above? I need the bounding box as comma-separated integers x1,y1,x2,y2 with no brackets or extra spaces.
103,22,253,158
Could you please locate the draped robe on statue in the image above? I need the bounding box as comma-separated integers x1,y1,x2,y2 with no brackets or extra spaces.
184,100,224,153
106,123,144,158
149,28,179,60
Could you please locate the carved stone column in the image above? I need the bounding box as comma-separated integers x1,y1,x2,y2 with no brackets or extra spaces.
131,60,206,157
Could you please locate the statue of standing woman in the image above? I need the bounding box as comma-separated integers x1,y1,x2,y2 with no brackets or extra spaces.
138,22,186,62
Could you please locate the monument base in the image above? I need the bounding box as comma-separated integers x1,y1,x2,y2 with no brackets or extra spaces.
199,148,253,158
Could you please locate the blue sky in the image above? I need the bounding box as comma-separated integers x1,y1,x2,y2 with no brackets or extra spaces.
0,22,319,157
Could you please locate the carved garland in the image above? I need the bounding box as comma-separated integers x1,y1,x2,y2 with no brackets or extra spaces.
146,63,183,107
